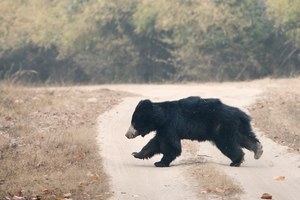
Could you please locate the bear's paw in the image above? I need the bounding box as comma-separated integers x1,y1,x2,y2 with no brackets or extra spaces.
154,161,169,167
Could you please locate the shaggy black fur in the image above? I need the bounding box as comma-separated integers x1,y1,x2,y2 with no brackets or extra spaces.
125,96,263,167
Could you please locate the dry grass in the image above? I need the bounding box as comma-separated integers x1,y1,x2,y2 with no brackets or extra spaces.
0,83,128,199
249,78,300,152
182,141,243,200
191,164,242,199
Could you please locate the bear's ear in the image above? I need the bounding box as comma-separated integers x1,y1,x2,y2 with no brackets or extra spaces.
137,99,153,109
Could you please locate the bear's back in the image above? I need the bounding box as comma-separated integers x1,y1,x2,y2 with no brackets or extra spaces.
179,96,221,112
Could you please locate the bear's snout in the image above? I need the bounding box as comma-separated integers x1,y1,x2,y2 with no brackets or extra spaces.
125,125,139,139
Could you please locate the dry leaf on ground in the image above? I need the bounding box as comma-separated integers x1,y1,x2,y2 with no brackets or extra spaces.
274,175,285,181
261,193,272,199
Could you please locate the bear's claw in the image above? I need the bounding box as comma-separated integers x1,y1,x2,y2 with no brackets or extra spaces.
254,142,263,159
132,152,144,159
230,157,244,167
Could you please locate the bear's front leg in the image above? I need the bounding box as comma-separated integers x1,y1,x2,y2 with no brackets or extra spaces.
132,137,160,160
154,139,182,167
154,159,172,167
154,153,177,167
132,152,143,159
154,161,169,167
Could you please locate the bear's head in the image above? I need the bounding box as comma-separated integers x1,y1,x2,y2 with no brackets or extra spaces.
125,99,163,139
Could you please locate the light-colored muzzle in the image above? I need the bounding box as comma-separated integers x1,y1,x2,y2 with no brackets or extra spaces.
125,125,139,139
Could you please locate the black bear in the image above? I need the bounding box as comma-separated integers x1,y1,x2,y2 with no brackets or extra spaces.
125,96,263,167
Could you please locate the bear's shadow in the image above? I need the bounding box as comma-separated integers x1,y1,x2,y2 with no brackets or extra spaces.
129,156,208,168
129,155,259,168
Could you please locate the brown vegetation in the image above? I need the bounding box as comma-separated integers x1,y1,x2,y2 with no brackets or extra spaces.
182,141,243,200
249,79,300,152
0,83,128,199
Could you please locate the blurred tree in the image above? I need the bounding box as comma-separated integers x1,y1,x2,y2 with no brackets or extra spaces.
133,0,279,81
265,0,300,75
0,0,299,83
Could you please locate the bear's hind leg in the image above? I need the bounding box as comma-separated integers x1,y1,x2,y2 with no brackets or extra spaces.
254,142,263,159
215,140,245,167
132,137,160,160
240,132,263,160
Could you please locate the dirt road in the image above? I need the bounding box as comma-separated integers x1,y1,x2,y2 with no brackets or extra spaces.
97,82,300,200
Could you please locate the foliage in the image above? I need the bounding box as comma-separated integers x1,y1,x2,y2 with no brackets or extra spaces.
265,0,300,74
266,0,300,46
0,0,299,83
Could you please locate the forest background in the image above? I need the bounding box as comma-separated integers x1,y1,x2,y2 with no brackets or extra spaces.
0,0,299,84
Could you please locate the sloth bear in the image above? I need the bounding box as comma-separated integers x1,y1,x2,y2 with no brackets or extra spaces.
125,96,263,167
